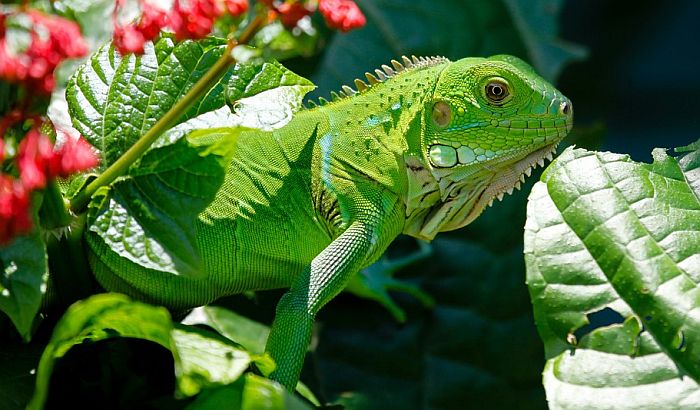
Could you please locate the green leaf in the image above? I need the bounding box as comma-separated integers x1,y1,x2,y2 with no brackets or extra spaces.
172,325,252,397
240,374,313,410
524,142,700,408
183,306,270,356
182,306,320,405
0,216,48,340
677,139,700,195
250,20,319,61
28,294,253,409
28,293,174,410
310,0,584,96
86,126,240,277
66,35,230,167
72,36,314,279
186,374,314,410
225,60,315,130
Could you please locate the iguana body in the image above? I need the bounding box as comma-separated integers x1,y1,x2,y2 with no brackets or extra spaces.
88,55,572,388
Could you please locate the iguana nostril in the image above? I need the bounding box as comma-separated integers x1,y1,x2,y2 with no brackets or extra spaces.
560,101,571,115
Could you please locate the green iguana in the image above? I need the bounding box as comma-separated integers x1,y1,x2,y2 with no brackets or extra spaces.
87,54,572,389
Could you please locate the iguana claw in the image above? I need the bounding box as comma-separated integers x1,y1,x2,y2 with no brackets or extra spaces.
346,240,434,322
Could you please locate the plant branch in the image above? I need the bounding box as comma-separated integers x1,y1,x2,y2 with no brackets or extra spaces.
69,14,266,213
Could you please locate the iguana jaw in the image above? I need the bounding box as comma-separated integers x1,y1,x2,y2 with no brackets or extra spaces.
467,142,559,220
402,141,560,241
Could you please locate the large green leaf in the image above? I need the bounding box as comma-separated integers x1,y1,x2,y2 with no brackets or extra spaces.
310,0,585,96
70,35,315,277
225,59,315,130
0,213,48,340
66,35,230,167
172,325,252,397
525,142,700,408
86,126,240,277
183,306,270,356
27,293,174,410
186,374,314,410
27,294,253,409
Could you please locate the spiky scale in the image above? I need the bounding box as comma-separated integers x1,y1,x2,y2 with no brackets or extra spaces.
411,55,420,64
402,55,413,67
365,72,380,85
381,64,395,76
318,96,328,105
374,69,388,81
354,78,369,91
391,59,404,72
342,85,356,95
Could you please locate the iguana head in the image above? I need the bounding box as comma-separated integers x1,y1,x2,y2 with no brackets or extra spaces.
403,55,572,240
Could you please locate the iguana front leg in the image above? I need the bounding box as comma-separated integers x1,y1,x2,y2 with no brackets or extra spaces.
266,209,401,389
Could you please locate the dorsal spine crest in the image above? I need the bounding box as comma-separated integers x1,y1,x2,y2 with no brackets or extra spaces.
304,55,450,109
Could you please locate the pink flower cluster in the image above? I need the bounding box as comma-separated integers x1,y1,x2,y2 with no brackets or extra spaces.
113,0,249,55
1,116,99,243
0,10,88,94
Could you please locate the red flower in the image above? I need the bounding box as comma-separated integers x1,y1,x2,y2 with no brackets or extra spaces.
0,175,32,244
169,0,224,41
114,0,250,54
0,121,99,243
113,25,148,55
223,0,249,15
113,0,169,55
54,133,100,177
137,2,170,39
17,129,56,190
0,9,88,94
318,0,365,32
16,127,99,191
260,0,312,29
275,1,313,28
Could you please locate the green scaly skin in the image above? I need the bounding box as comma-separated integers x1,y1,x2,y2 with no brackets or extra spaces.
87,55,573,389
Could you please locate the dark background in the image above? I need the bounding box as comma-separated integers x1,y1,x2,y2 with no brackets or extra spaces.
559,0,699,160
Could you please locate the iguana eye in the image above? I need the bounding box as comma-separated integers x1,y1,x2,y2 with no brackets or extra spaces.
485,80,509,104
432,101,451,127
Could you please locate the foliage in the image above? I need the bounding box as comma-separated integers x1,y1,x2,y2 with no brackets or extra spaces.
525,142,700,409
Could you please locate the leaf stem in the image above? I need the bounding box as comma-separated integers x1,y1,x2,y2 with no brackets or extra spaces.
69,15,266,213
